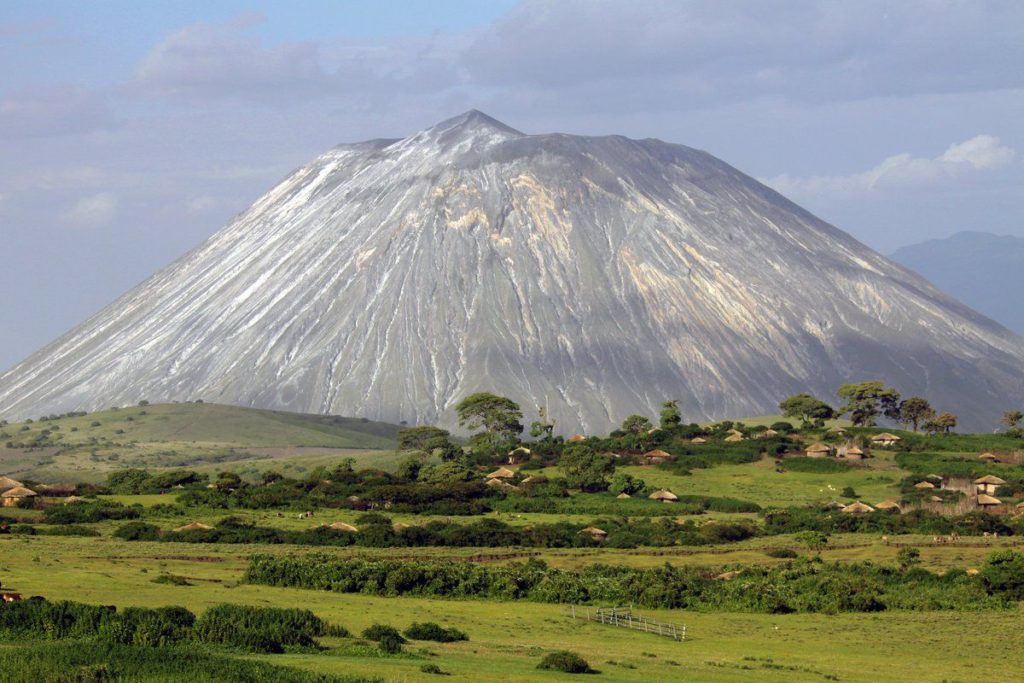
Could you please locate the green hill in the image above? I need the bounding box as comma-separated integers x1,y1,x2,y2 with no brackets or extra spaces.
0,402,401,482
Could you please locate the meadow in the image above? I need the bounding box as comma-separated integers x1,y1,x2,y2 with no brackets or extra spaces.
3,402,1024,681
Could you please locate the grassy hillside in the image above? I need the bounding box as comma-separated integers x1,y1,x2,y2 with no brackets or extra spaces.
0,402,400,482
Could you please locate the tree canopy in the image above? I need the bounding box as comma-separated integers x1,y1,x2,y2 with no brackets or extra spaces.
779,393,835,425
455,392,524,451
837,381,901,427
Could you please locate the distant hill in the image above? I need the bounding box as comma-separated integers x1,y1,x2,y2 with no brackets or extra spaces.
891,232,1024,335
0,402,401,482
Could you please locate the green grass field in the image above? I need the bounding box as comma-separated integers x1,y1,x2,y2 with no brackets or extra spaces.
1,534,1022,682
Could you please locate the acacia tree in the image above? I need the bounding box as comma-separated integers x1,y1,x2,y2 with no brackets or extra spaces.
659,400,682,429
899,397,935,432
778,393,835,427
455,392,523,451
923,412,958,435
397,425,461,461
621,414,653,434
1000,410,1023,431
836,381,901,427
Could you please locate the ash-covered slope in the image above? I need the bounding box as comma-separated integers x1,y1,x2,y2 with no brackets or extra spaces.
1,111,1022,431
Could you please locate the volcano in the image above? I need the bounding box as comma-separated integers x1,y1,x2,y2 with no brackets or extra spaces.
1,110,1021,432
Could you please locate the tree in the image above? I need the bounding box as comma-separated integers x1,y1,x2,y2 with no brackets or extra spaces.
397,426,461,461
621,414,653,434
659,400,682,429
898,397,935,432
928,412,958,434
778,393,835,427
418,460,475,484
1000,410,1023,431
396,451,428,481
836,381,901,427
559,443,615,492
608,472,646,496
529,406,555,442
455,393,523,451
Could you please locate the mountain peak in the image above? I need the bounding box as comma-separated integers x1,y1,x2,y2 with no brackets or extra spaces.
417,110,524,147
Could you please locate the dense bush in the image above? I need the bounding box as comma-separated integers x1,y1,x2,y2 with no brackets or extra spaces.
245,553,1011,613
42,500,140,524
404,622,468,642
537,651,595,674
0,641,375,683
194,604,330,653
0,598,342,655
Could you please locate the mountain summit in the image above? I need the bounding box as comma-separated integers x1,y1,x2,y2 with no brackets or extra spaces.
2,112,1022,431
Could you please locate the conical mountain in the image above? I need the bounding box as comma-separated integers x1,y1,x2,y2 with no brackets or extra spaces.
1,111,1022,431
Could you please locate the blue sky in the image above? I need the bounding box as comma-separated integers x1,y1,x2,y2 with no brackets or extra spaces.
0,0,1021,370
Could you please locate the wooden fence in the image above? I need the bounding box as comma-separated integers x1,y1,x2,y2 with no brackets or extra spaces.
564,605,686,641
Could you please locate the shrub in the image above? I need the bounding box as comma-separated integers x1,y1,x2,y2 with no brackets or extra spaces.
404,622,468,643
420,663,449,675
115,522,162,541
765,548,798,559
361,624,406,644
538,651,595,674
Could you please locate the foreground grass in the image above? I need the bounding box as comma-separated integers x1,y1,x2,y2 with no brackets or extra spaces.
3,535,1024,682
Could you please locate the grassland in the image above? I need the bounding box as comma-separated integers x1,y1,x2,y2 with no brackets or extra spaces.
0,402,400,481
2,533,1023,682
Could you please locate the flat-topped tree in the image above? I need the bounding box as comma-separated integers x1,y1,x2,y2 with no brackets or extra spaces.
837,381,901,427
779,393,835,427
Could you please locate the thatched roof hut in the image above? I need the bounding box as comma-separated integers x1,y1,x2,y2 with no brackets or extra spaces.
976,494,1002,507
0,486,37,507
640,449,674,465
580,526,608,540
507,446,531,463
690,437,708,444
914,480,936,490
824,500,846,510
870,433,902,446
842,446,866,460
392,521,410,531
978,452,999,462
486,466,517,480
485,478,518,491
173,521,213,532
805,443,832,457
828,426,848,434
841,501,875,514
0,476,24,494
567,434,587,443
874,499,901,511
724,433,745,443
757,428,779,438
616,492,632,499
929,495,944,503
974,475,1007,495
329,522,359,532
63,495,88,504
648,489,679,502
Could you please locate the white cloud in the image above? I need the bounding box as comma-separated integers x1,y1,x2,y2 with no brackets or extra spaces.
63,192,119,226
763,135,1016,200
